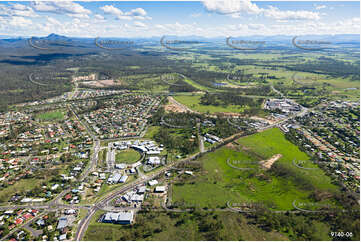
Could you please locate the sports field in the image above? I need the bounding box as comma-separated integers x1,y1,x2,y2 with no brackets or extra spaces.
115,149,141,164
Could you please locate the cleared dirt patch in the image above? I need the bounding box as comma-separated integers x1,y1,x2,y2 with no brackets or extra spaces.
259,154,282,170
165,96,197,113
250,116,276,125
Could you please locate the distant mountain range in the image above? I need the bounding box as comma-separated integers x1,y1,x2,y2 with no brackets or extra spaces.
1,33,359,43
0,33,358,51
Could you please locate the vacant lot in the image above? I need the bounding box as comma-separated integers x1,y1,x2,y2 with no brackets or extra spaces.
0,178,43,204
36,110,65,121
84,210,287,241
172,128,340,210
173,95,245,114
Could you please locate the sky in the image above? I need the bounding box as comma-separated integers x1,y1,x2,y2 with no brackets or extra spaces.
0,1,359,37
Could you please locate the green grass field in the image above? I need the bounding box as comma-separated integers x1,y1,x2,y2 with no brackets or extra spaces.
143,126,161,139
173,94,245,114
0,178,43,204
115,149,141,164
172,128,340,211
36,110,65,121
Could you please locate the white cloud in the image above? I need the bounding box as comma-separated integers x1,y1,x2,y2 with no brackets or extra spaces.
31,1,91,18
0,3,37,17
0,2,357,38
203,0,261,15
129,8,147,17
100,5,151,20
46,16,61,26
94,14,105,20
247,23,265,30
100,5,124,17
67,13,90,19
202,0,320,21
133,21,147,28
314,5,326,10
8,16,32,27
263,6,320,21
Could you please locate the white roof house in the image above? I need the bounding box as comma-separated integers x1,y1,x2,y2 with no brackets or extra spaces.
51,184,59,190
109,173,122,183
115,163,126,169
137,186,146,194
119,175,128,183
148,180,158,186
147,156,161,165
131,194,144,202
155,186,166,193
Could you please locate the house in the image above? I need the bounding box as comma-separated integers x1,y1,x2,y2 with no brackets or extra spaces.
23,213,33,220
119,175,128,183
15,218,23,225
64,194,72,201
147,157,161,166
57,217,68,230
115,164,126,169
51,184,59,190
108,173,122,184
131,194,144,202
137,186,146,194
154,186,166,193
185,171,193,175
4,210,13,215
65,209,76,215
148,180,158,186
72,189,79,194
59,234,67,241
36,219,45,227
73,167,82,172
